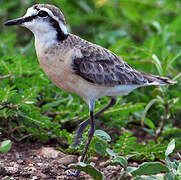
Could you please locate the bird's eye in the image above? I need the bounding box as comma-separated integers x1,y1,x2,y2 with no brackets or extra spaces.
38,10,48,17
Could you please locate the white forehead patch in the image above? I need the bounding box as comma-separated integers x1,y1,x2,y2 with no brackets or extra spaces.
40,7,68,35
24,7,38,17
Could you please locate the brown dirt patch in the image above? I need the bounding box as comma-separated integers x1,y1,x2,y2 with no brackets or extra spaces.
0,141,126,180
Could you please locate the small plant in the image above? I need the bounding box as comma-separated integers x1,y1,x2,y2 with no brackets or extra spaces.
164,139,181,180
0,140,12,153
70,134,180,180
114,131,169,161
114,139,180,179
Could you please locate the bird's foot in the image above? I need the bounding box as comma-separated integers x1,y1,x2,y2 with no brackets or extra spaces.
67,170,80,177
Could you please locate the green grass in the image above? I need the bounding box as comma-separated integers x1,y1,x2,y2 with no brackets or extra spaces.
0,0,181,179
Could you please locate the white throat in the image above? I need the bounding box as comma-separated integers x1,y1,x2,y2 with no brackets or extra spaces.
23,20,58,47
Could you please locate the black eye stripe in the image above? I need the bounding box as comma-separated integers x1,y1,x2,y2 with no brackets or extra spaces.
22,12,49,23
23,15,37,23
22,11,49,23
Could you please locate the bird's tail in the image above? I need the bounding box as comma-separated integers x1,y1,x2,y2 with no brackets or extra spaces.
141,72,177,86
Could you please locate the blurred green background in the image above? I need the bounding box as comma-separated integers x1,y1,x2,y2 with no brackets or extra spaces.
0,0,181,159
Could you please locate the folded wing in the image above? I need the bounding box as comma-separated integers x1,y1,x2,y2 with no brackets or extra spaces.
71,43,175,86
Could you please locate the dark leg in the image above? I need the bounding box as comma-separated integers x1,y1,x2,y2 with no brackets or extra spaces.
73,98,116,147
79,110,95,162
69,100,95,177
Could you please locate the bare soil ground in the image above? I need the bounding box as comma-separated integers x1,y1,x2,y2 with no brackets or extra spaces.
0,141,129,180
0,127,153,180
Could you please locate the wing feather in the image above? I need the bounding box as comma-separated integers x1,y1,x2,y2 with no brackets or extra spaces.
71,43,147,86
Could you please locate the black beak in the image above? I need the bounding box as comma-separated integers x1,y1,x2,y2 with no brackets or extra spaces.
4,17,25,26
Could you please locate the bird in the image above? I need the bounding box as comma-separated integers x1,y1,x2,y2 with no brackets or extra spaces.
4,4,176,177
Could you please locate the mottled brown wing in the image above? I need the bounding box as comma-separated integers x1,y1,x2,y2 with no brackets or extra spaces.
71,44,147,86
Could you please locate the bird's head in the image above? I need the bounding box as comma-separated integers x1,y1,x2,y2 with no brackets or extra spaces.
4,4,68,41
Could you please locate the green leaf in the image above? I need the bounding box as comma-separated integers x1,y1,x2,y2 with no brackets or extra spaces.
168,51,181,66
94,130,111,142
164,172,175,180
173,72,181,81
130,162,169,176
94,140,107,157
141,99,160,126
108,156,127,168
106,148,116,157
165,139,175,157
142,127,156,137
178,163,181,173
145,118,156,130
69,162,104,180
151,54,163,75
0,140,12,153
118,170,133,180
152,21,162,34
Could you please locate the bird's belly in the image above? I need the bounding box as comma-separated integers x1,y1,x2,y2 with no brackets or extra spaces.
43,70,100,103
37,57,94,103
99,84,140,97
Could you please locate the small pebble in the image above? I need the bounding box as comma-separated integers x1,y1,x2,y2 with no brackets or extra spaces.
99,161,106,167
17,159,23,164
90,162,95,166
40,147,64,158
59,155,77,165
90,156,98,162
32,176,38,180
107,165,117,170
36,172,46,178
28,163,33,167
37,163,43,167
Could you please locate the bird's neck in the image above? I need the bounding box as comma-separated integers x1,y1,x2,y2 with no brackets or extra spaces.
34,29,58,48
34,30,69,49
